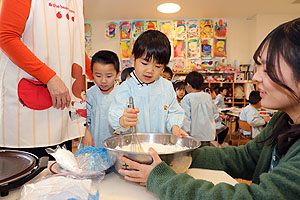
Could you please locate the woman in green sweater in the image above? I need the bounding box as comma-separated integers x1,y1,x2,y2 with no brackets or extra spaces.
118,18,300,199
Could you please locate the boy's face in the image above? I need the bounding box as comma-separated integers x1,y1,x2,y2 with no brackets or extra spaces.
92,62,118,94
221,89,228,96
131,54,165,84
161,72,172,81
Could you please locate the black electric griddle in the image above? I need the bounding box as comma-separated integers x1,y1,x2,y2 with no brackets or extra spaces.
0,150,48,197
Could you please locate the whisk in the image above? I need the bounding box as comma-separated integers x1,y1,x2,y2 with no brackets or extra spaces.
129,96,144,152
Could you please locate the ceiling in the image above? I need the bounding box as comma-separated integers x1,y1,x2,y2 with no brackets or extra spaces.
84,0,300,20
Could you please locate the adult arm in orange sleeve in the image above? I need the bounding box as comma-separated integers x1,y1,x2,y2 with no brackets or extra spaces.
0,0,56,84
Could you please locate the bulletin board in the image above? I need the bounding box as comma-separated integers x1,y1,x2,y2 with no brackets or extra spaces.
105,19,228,71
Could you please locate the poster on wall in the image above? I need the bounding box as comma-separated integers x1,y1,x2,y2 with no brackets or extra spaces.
121,59,132,70
187,20,199,39
174,40,186,58
119,21,131,40
187,58,201,71
201,58,214,70
214,38,227,57
145,20,158,31
159,20,173,40
105,22,118,39
214,57,227,70
120,40,131,59
214,19,227,38
173,20,186,39
187,39,200,58
84,22,92,58
200,19,213,38
201,39,213,58
132,20,144,40
172,59,185,72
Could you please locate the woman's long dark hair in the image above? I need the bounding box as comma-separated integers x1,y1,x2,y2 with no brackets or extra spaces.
254,18,300,157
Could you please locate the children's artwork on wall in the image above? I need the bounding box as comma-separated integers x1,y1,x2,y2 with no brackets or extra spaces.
201,39,213,58
214,57,227,71
201,59,214,70
173,20,186,39
188,58,201,71
105,22,118,39
120,40,131,59
145,20,158,31
84,22,92,58
85,22,92,37
174,40,186,58
200,19,213,38
187,39,200,58
214,38,227,57
120,21,131,40
121,59,132,70
172,59,185,72
159,21,173,39
187,20,199,39
214,19,227,38
132,20,144,40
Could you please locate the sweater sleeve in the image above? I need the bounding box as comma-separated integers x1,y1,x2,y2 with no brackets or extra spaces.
0,0,56,84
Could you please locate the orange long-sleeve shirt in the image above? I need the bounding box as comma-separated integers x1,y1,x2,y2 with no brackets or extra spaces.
0,0,92,84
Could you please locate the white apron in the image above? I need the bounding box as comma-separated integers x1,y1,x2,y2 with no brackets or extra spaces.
0,0,86,148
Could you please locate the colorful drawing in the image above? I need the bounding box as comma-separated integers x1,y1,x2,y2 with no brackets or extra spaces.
120,40,131,59
201,59,214,70
214,38,226,57
119,21,131,40
201,39,213,58
200,19,213,38
173,20,186,39
174,40,186,58
132,20,144,40
214,19,227,38
214,57,228,70
85,37,92,58
121,59,132,70
172,59,185,72
105,22,118,39
145,20,158,31
187,39,200,58
159,21,173,39
187,58,201,71
187,20,199,38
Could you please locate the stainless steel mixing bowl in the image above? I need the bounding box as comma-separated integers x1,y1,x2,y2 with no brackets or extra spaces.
103,133,201,174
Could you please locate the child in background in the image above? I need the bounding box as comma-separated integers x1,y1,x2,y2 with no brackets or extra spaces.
82,50,120,147
214,87,227,108
160,66,173,81
173,81,186,104
108,30,187,138
239,91,270,138
181,72,216,147
120,67,134,83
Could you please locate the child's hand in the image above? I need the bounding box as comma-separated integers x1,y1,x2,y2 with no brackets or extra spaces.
171,126,188,138
120,108,140,128
82,129,94,147
264,115,271,123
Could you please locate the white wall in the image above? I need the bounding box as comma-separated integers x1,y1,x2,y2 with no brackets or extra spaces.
86,15,299,66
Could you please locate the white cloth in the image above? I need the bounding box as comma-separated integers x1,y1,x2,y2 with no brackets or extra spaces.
0,0,86,147
108,72,184,133
239,104,265,137
181,92,216,141
214,94,225,108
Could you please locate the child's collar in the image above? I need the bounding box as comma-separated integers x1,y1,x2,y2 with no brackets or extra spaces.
130,71,149,87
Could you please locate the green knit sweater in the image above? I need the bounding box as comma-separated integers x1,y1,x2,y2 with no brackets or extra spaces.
147,112,300,199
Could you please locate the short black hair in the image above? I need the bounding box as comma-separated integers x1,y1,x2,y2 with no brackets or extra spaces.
91,50,120,73
185,71,204,90
218,87,226,94
132,30,171,65
163,66,173,78
120,67,134,83
249,91,262,105
173,81,186,91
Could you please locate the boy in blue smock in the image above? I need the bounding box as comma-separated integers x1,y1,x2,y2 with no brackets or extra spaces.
239,90,270,138
214,87,227,108
82,50,120,147
108,30,187,137
181,72,216,147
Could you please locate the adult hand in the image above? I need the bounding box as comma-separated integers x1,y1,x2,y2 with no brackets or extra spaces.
47,75,71,110
171,125,188,138
82,128,94,147
118,147,162,186
119,108,139,128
